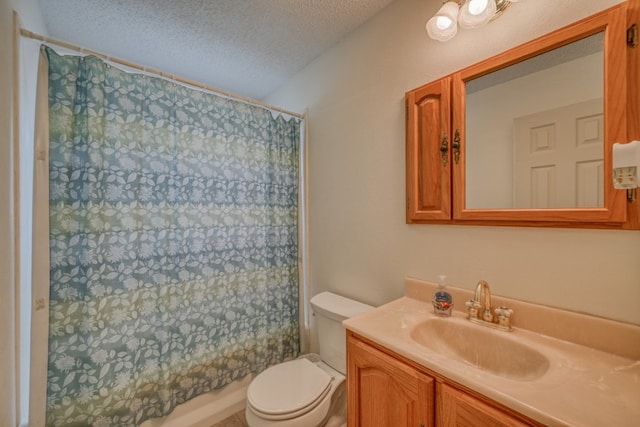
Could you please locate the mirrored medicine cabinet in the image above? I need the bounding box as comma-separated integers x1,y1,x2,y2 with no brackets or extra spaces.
405,3,640,229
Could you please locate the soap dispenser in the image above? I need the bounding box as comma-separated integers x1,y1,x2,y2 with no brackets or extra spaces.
432,274,453,316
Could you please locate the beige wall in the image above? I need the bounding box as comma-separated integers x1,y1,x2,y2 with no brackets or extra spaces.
266,0,640,326
1,1,46,425
13,0,47,33
0,0,17,423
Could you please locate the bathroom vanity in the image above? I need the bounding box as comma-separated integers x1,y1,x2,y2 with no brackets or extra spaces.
343,278,640,427
347,332,539,427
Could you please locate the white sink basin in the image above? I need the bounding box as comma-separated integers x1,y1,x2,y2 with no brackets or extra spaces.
410,317,550,380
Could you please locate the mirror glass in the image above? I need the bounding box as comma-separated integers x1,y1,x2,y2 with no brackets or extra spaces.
465,32,604,209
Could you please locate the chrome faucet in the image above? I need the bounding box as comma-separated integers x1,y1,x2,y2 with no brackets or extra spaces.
465,280,513,331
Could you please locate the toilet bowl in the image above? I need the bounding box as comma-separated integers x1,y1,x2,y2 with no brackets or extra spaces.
245,356,344,427
245,292,373,427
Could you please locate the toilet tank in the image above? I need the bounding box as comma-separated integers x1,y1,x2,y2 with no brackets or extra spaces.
310,292,374,374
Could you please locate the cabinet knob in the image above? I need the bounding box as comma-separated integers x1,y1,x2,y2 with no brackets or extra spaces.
452,129,461,164
440,133,449,166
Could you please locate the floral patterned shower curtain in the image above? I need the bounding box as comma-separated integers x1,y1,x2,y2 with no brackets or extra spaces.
42,46,300,426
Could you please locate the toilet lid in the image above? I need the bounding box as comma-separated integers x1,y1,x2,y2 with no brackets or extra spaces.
247,358,332,416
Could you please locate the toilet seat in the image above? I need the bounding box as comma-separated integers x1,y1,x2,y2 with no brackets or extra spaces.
247,358,333,420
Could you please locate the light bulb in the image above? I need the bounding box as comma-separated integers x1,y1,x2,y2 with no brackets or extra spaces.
458,0,497,29
467,0,488,15
436,16,453,30
426,1,459,42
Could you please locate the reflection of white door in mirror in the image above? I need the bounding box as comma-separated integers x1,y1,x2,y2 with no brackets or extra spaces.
513,99,603,209
464,33,604,210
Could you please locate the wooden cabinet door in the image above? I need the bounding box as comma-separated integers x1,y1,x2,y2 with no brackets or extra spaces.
347,335,435,427
405,78,452,222
437,382,537,427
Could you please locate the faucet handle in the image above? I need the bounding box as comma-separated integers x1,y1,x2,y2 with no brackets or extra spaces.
494,306,514,328
494,306,513,317
465,300,481,319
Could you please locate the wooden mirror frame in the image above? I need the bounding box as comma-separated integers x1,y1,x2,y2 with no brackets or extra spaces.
454,4,627,225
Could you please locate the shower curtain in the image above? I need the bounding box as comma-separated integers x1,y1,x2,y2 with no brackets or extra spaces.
39,46,301,426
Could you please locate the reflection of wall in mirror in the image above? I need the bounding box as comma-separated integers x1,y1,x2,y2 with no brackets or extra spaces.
466,51,603,209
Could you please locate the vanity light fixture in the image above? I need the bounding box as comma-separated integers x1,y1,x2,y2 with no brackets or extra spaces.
426,0,520,42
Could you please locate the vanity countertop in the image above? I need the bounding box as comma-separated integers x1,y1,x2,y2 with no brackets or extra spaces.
343,294,640,427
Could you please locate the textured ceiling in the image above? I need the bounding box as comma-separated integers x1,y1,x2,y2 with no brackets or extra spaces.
38,0,397,100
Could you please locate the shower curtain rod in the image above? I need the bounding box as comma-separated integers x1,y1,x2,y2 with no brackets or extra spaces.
19,28,305,119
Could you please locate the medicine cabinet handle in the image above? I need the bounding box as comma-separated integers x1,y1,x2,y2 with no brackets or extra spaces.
452,129,461,164
440,133,449,167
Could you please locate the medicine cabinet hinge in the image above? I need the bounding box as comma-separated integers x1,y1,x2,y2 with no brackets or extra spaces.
627,24,638,48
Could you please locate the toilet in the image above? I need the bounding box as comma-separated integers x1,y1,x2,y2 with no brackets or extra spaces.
245,292,374,427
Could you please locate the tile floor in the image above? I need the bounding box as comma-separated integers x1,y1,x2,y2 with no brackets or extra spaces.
212,408,347,427
210,409,248,427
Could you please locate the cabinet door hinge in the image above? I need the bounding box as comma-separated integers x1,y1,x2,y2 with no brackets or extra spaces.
628,24,638,48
